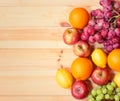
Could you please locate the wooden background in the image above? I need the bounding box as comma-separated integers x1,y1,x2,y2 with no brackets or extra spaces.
0,0,102,101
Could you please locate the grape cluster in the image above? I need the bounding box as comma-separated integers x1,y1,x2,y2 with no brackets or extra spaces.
81,0,120,53
88,81,120,101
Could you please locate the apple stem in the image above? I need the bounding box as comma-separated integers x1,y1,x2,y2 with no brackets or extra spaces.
76,87,81,93
68,30,72,33
78,45,83,51
99,72,102,76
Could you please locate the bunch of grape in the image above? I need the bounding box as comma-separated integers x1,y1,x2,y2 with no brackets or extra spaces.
88,81,120,101
81,0,120,53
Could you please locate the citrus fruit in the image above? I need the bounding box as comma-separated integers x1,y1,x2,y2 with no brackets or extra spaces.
107,49,120,72
69,8,89,29
91,48,107,68
114,72,120,87
71,57,93,80
56,68,74,89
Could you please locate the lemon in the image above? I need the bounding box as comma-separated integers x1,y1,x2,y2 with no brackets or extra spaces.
56,68,74,89
114,72,120,87
91,48,107,68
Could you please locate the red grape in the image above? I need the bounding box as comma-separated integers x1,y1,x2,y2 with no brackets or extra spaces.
79,0,120,53
112,37,119,43
103,22,110,29
94,32,102,41
115,28,120,37
116,19,120,27
104,11,113,20
107,29,116,39
88,19,96,26
113,43,120,48
100,0,112,6
103,41,110,46
113,1,120,10
101,29,108,38
81,33,89,41
83,26,89,33
105,45,113,52
87,26,95,35
88,36,96,43
94,23,102,31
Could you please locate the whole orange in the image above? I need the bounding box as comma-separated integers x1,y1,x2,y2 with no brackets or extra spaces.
108,49,120,72
69,8,89,29
71,57,93,80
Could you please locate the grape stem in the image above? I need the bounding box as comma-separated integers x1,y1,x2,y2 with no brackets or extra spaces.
113,9,119,15
108,9,120,28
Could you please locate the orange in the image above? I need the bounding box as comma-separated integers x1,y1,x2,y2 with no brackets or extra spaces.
69,8,89,29
71,57,93,80
107,49,120,72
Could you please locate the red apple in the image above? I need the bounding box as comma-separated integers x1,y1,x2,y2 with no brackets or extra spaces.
73,40,91,57
91,68,111,85
71,80,89,99
63,28,81,45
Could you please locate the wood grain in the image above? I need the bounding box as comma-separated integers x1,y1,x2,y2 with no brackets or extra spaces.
0,95,87,101
0,0,100,6
0,49,76,68
0,28,64,40
0,6,101,28
0,0,103,101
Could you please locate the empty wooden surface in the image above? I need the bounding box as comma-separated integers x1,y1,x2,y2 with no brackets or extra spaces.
0,0,102,101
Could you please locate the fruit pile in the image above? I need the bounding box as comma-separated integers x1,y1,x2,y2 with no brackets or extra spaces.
56,0,120,100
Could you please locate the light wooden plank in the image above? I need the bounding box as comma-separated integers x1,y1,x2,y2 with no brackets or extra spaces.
0,76,70,95
0,6,100,28
0,72,96,96
0,28,65,40
0,40,71,49
0,95,88,101
0,7,71,28
0,0,100,6
0,49,76,69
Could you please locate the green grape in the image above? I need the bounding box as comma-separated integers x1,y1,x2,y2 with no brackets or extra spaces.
91,89,97,97
88,97,95,101
105,94,110,99
106,84,114,91
106,84,110,89
109,94,114,100
116,87,120,93
102,87,107,94
111,81,117,88
96,95,102,101
88,94,93,99
102,85,106,88
107,90,112,95
96,88,102,95
97,86,102,89
114,95,120,101
103,85,107,89
98,94,104,100
88,94,95,101
117,92,120,96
